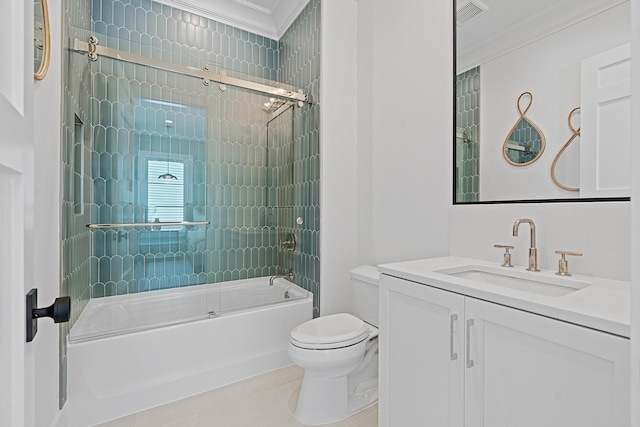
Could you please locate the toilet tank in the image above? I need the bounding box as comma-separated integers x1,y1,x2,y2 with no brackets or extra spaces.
350,265,380,327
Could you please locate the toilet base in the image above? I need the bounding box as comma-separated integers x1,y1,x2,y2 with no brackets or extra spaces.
294,354,378,425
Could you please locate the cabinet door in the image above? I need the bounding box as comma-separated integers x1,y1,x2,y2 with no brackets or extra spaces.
379,275,465,427
465,298,630,427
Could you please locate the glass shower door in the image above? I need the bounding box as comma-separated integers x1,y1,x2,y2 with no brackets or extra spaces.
77,33,315,336
206,79,312,315
86,54,221,335
204,79,280,314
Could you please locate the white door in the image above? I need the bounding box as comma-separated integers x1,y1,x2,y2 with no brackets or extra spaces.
0,0,35,426
465,298,630,427
580,43,632,198
379,275,465,427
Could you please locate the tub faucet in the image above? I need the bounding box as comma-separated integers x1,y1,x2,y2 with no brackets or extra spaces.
269,269,294,286
512,218,540,271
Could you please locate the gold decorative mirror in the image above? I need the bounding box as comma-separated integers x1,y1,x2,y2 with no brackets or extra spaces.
550,107,580,191
502,92,546,166
34,0,51,80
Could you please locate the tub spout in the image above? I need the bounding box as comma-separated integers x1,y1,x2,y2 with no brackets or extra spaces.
269,269,294,286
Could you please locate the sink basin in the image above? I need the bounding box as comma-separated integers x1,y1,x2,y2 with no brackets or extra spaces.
435,265,591,297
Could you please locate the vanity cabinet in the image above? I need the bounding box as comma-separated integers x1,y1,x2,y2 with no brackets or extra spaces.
379,274,630,427
379,274,465,427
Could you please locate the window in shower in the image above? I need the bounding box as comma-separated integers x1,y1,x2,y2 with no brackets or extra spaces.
147,159,185,226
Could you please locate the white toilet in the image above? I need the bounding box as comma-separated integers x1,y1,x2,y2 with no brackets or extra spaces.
288,265,379,425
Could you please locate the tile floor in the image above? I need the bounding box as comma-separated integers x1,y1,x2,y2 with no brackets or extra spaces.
98,365,378,427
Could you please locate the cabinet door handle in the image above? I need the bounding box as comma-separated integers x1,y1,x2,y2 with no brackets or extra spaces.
449,314,458,361
466,319,475,368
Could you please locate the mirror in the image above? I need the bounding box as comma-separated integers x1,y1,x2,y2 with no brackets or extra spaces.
550,107,581,191
502,92,546,166
34,0,50,80
455,0,631,203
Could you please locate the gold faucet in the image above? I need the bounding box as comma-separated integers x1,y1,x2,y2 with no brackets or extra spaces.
512,218,539,271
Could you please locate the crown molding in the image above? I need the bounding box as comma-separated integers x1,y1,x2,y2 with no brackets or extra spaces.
232,0,272,15
273,0,311,38
151,0,310,40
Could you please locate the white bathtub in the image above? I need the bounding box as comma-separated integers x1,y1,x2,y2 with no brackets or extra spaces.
66,277,312,427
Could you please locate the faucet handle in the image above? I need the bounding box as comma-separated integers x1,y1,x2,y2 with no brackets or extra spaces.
494,244,514,268
554,250,583,276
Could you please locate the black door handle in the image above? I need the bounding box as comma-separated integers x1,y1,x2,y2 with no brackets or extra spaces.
26,288,70,342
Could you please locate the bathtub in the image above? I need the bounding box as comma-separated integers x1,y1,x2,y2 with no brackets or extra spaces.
66,277,312,427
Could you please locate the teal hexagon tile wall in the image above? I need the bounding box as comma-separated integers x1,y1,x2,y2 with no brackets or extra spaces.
278,0,320,315
63,0,322,321
456,66,480,203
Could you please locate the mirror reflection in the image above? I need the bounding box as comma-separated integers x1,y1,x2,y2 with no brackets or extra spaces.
550,107,581,191
34,0,50,80
455,0,631,203
503,119,544,165
34,0,43,73
502,92,545,166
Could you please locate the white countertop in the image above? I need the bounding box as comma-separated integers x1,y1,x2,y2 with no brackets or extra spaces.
378,256,630,338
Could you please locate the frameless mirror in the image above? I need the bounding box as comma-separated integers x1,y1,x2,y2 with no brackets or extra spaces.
455,0,631,203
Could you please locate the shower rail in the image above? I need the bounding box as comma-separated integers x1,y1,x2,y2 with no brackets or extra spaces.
71,37,307,103
86,221,210,229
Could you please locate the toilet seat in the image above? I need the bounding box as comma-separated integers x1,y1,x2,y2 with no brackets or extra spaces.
290,313,372,350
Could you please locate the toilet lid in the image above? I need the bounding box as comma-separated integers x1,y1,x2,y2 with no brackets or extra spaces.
290,313,370,348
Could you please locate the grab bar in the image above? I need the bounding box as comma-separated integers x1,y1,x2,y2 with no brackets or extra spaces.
86,221,210,229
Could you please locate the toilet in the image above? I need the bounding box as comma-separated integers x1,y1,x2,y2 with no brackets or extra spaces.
288,265,379,425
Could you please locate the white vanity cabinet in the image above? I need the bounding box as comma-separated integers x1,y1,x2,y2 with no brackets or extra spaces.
379,274,630,427
379,274,465,427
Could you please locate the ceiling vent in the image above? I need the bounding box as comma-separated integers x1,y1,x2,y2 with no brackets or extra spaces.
456,0,489,25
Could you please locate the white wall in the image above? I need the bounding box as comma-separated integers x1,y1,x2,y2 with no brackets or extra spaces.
365,0,453,264
476,4,630,201
450,202,630,281
321,0,453,314
629,0,640,423
356,0,373,267
32,0,63,425
319,0,359,315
